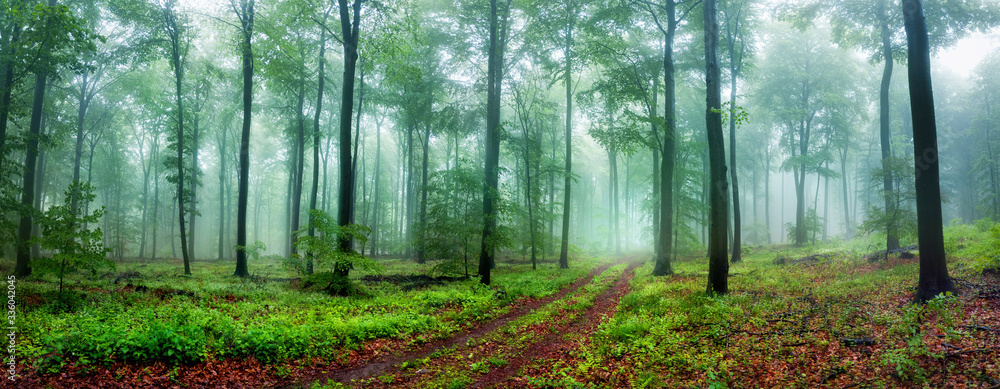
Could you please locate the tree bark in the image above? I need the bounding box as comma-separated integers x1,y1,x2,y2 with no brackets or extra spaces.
307,25,326,275
726,15,742,263
337,0,361,274
291,84,306,256
902,0,954,303
558,1,574,270
15,71,47,277
480,0,509,284
653,1,677,276
879,0,901,251
234,0,253,278
705,0,729,295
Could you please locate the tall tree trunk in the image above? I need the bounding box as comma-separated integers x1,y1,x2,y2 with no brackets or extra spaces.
307,26,326,275
234,0,253,278
840,145,852,238
651,75,660,255
558,2,574,270
152,144,160,260
371,115,382,257
902,0,954,303
653,3,677,276
523,118,537,269
0,20,21,160
16,71,47,276
705,0,729,295
405,122,414,259
188,109,200,260
879,0,900,251
284,144,295,255
418,124,430,263
480,0,509,284
765,146,771,243
291,85,306,256
337,0,361,275
30,107,49,259
727,21,742,263
72,69,90,212
141,136,157,258
217,126,226,260
610,147,620,255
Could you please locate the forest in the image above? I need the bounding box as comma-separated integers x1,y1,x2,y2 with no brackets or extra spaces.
2,0,1000,387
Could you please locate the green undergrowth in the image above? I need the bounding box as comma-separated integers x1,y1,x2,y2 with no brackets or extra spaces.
521,223,1000,388
403,263,629,389
18,255,596,373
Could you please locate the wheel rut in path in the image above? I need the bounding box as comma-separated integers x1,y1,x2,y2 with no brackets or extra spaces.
472,260,640,389
288,262,614,387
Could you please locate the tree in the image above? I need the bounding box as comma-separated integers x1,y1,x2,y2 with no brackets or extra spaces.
33,183,112,293
819,0,1000,251
158,0,192,274
233,0,254,278
720,0,753,262
757,23,858,246
479,0,512,286
632,0,700,276
15,0,98,277
705,0,728,295
336,0,363,274
902,0,954,303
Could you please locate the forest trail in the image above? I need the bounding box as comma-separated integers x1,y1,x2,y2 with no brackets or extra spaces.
471,260,640,388
350,259,641,388
288,261,618,388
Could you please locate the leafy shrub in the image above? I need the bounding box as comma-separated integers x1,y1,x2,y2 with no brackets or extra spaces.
32,182,113,292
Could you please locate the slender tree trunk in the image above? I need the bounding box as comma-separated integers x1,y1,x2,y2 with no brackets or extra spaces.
418,123,430,263
405,122,414,259
653,6,677,276
903,0,954,303
14,53,49,277
188,109,200,260
727,22,742,262
337,0,362,274
841,146,852,238
765,147,771,243
234,0,253,278
217,127,226,260
152,145,160,260
307,26,326,275
610,147,620,255
480,0,509,284
522,118,537,269
879,0,900,251
705,0,729,295
291,86,306,256
371,115,382,257
30,107,49,259
0,23,20,156
558,2,574,270
72,69,90,211
141,137,156,258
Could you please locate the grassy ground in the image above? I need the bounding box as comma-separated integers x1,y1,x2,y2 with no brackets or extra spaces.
9,222,1000,388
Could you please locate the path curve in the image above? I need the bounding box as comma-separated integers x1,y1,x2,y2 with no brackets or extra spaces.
285,262,614,388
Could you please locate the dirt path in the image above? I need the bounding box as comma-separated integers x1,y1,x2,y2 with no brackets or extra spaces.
286,262,614,388
472,261,639,388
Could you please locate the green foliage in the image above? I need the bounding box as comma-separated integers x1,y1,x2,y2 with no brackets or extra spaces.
784,209,824,244
972,223,1000,272
860,156,917,243
423,164,482,276
294,209,380,275
32,182,113,291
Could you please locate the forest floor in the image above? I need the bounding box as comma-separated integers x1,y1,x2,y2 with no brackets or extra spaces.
8,226,1000,388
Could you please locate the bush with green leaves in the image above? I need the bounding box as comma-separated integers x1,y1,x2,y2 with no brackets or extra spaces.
32,182,113,292
294,209,379,275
